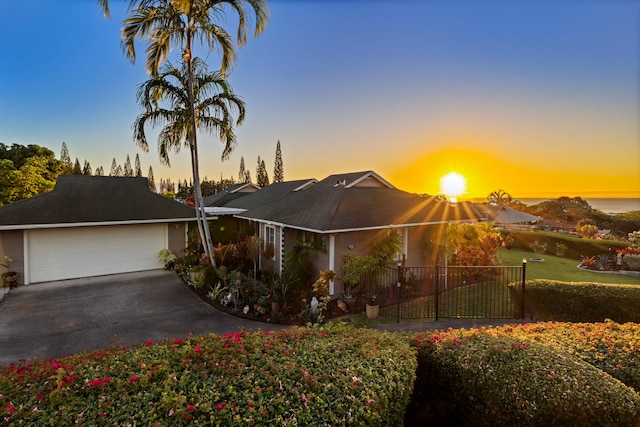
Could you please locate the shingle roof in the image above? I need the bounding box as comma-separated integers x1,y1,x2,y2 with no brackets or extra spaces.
203,183,259,207
233,172,479,232
0,175,196,228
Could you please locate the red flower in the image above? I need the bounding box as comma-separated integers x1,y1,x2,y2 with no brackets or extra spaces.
194,345,202,352
129,375,138,382
217,403,224,410
187,404,195,412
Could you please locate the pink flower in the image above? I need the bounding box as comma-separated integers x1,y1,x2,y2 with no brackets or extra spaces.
187,404,195,412
217,403,224,410
145,340,153,345
194,345,202,352
129,376,138,382
90,379,102,387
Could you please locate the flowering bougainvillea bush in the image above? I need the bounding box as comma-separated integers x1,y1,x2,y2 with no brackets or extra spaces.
509,279,640,322
407,322,640,426
0,324,416,426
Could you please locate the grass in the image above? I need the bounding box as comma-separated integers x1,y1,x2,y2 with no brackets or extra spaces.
499,247,640,285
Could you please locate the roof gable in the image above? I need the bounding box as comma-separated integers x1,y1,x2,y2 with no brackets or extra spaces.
0,175,196,228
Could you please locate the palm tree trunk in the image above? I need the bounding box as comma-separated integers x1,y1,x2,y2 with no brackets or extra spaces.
185,28,216,268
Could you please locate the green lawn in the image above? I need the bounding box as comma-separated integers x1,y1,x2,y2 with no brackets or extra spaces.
498,247,640,285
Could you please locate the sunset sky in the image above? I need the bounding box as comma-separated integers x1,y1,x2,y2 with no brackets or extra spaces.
0,1,638,199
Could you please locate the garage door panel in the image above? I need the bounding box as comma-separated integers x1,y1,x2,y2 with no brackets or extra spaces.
28,224,167,283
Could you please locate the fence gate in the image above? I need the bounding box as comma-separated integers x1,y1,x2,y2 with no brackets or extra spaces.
359,263,525,322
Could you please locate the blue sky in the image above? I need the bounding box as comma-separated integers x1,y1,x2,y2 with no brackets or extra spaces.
0,0,638,198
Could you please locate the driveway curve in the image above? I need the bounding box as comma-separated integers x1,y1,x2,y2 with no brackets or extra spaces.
0,270,285,365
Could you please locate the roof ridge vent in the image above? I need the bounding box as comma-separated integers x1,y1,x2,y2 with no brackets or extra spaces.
334,179,346,187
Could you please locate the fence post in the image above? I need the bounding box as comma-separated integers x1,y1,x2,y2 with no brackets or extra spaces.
434,264,440,321
521,259,527,319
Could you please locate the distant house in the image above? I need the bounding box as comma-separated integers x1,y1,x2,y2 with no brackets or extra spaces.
0,175,196,285
477,204,541,230
207,171,482,296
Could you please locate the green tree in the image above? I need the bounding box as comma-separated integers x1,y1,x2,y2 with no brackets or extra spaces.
110,158,118,176
95,166,104,176
133,59,246,267
60,142,73,174
0,159,18,205
134,153,143,177
260,159,269,186
72,158,82,175
123,155,134,177
148,165,156,192
238,156,246,183
14,157,56,200
273,139,283,182
122,0,268,266
82,160,93,176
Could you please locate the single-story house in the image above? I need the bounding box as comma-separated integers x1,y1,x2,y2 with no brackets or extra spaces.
206,171,482,296
0,175,197,285
477,204,541,230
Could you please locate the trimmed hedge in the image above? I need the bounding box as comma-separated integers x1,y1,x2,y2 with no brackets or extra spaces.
0,325,416,426
503,230,628,260
409,325,640,426
509,279,640,322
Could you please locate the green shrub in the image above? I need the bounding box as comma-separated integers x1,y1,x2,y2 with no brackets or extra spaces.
0,324,416,426
504,230,628,260
509,279,640,323
409,327,640,426
486,321,640,393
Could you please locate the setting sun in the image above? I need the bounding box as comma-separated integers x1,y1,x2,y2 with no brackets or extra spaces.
440,172,467,201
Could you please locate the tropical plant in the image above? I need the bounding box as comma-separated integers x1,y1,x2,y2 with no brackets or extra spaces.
555,242,568,256
580,255,598,270
133,58,246,267
487,189,513,206
157,248,177,268
528,240,548,255
120,0,269,266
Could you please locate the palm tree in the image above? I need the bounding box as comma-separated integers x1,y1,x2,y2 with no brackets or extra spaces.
121,0,268,264
133,59,246,267
96,0,110,18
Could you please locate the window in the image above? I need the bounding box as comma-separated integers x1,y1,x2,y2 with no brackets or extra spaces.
264,225,276,260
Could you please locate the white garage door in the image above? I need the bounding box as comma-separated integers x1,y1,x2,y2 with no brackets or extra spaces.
27,224,167,284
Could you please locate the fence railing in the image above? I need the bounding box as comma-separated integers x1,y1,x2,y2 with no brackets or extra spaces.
356,263,526,322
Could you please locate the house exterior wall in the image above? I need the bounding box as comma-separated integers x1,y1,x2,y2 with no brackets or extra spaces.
168,222,189,257
0,230,24,284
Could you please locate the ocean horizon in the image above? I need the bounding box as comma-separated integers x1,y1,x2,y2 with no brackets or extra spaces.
468,198,640,214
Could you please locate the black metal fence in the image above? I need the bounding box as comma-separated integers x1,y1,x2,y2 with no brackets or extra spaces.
357,263,525,322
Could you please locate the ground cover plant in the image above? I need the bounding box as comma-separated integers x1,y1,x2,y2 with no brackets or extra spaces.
0,324,416,426
408,321,640,426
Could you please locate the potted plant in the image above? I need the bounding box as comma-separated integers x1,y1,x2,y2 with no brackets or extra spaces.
1,256,18,288
365,292,379,319
555,242,568,257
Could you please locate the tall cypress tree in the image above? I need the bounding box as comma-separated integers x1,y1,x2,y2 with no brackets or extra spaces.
239,156,246,183
134,153,143,177
147,166,156,192
73,158,82,175
124,155,134,177
82,160,92,176
273,140,284,182
60,142,73,175
110,158,118,176
258,159,269,187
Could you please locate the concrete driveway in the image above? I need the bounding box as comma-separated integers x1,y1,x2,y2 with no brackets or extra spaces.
0,270,285,365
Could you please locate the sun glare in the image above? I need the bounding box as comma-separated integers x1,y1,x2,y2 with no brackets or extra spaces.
440,172,467,201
